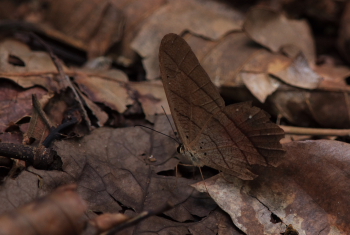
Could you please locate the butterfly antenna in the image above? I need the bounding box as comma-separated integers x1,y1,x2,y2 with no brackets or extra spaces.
175,164,179,191
161,106,181,143
135,125,180,144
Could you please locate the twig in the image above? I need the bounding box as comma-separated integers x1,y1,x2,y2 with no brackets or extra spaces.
280,125,350,136
32,94,52,128
105,202,173,235
42,117,78,147
0,143,61,170
29,32,91,130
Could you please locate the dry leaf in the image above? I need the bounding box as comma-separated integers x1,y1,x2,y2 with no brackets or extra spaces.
0,116,228,233
129,80,170,122
131,0,244,79
0,184,87,235
112,0,167,66
244,7,315,65
186,32,260,88
241,73,280,103
271,53,322,89
39,0,124,58
0,80,46,133
74,70,132,113
268,86,350,128
0,39,64,92
193,140,350,235
338,1,350,64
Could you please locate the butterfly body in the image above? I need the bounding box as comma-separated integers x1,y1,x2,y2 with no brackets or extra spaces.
159,33,285,180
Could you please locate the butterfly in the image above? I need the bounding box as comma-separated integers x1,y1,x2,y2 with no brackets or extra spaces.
159,33,285,180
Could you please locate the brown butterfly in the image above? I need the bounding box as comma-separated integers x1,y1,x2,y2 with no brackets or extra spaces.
159,33,285,180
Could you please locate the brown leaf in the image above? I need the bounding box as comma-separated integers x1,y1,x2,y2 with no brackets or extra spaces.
0,184,87,235
0,80,46,133
80,92,108,127
40,0,124,58
193,140,350,235
314,64,350,88
129,80,170,122
131,0,244,79
88,213,129,234
0,132,23,144
119,208,242,235
268,86,350,128
244,7,315,65
0,39,64,92
112,0,167,66
74,70,132,113
338,1,350,64
271,53,322,89
241,73,280,103
307,91,350,128
185,32,260,88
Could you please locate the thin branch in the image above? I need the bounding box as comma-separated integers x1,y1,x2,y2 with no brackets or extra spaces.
0,143,61,170
29,32,91,130
280,125,350,136
106,202,173,235
42,117,78,147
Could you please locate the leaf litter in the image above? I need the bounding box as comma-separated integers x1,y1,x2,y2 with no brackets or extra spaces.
0,0,349,234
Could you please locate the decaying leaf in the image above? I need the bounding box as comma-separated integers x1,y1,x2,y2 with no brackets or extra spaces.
193,140,350,235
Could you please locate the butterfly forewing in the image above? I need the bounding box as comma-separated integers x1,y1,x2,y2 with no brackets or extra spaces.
159,33,225,146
